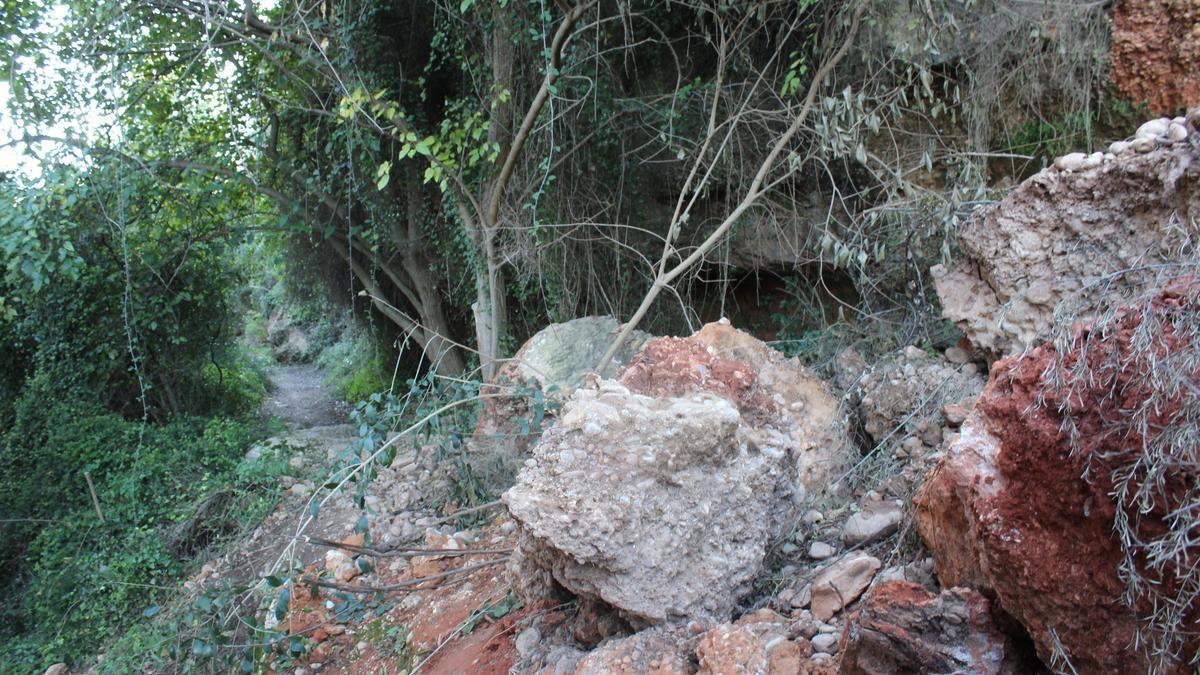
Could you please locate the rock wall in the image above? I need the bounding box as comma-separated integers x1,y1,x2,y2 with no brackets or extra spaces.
933,114,1199,358
914,282,1200,673
1111,0,1200,114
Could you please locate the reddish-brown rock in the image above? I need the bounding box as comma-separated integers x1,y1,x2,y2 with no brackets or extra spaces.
695,609,819,675
1111,0,1200,113
915,282,1200,672
840,581,1022,675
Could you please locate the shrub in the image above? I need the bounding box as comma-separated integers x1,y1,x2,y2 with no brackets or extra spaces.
0,401,271,671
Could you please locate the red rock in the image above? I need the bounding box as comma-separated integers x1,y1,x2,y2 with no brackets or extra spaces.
695,609,814,675
809,554,881,622
840,581,1022,674
1111,0,1200,113
914,281,1200,673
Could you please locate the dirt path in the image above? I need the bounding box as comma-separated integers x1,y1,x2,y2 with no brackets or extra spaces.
262,364,350,428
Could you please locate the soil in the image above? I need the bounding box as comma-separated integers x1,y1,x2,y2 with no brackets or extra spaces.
263,364,350,428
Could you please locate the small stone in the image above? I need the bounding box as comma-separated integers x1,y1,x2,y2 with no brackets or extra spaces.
1136,118,1169,139
810,554,881,621
902,436,923,454
943,346,969,364
802,509,824,525
1082,151,1103,169
499,520,517,535
917,423,942,448
811,652,834,666
289,455,305,470
515,626,541,657
811,632,839,654
1132,136,1157,153
1167,122,1188,142
1109,140,1131,155
1053,152,1085,171
808,541,835,560
289,482,313,499
356,641,368,652
790,584,812,609
941,404,969,426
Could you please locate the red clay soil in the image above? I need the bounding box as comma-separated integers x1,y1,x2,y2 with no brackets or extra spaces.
618,336,779,422
1111,0,1200,113
918,280,1200,672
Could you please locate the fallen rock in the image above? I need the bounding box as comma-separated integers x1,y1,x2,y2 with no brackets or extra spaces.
914,282,1200,672
807,541,836,560
932,126,1200,358
810,554,881,621
841,501,904,547
849,346,985,448
475,316,654,456
695,609,814,675
572,625,695,675
505,323,853,626
42,665,68,675
840,581,1022,675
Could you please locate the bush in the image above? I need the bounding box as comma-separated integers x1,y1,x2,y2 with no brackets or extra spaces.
0,398,273,671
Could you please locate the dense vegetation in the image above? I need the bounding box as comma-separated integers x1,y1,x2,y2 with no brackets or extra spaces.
0,0,1148,670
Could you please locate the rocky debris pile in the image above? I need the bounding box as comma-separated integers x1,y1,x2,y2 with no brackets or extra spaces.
839,581,1022,674
503,322,854,628
842,344,985,456
560,608,839,674
932,109,1199,358
915,281,1200,672
1111,0,1200,113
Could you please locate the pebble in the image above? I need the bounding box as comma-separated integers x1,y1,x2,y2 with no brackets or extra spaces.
1136,118,1169,139
790,584,812,609
1109,140,1131,155
802,509,824,525
1132,136,1157,153
943,346,969,364
1168,122,1188,142
515,626,541,658
811,632,839,654
1053,152,1085,171
808,541,836,560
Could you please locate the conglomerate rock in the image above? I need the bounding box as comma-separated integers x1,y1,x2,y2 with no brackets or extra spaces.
839,581,1022,675
474,316,653,453
847,345,985,448
932,118,1199,358
503,322,854,626
914,282,1200,672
